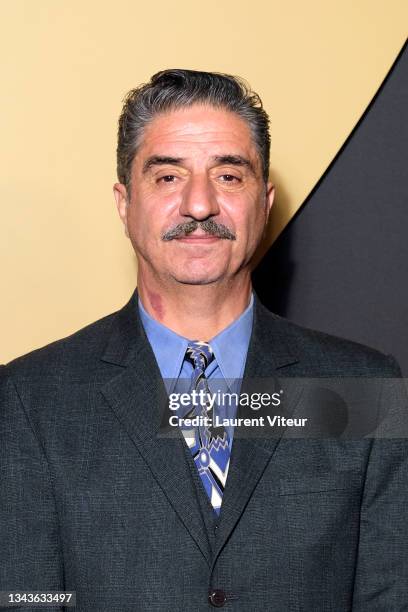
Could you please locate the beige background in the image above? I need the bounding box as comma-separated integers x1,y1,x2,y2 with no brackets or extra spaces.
1,0,407,363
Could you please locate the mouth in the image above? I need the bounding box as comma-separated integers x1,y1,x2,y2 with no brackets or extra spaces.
174,230,223,243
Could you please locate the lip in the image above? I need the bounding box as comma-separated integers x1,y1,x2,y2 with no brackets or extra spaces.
175,234,222,243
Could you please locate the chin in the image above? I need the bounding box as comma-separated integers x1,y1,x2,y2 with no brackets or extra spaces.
168,262,228,286
170,269,226,286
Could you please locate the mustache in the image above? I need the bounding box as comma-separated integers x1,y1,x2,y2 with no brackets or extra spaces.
162,219,236,241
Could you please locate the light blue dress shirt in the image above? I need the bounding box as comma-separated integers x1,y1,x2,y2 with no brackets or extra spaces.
138,293,254,441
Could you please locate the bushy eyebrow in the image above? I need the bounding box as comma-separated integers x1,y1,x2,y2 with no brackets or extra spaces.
211,155,255,175
142,156,185,174
142,154,256,175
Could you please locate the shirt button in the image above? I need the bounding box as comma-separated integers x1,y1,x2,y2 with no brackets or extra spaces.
209,589,227,607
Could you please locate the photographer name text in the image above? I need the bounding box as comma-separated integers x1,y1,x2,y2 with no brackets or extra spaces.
168,414,308,428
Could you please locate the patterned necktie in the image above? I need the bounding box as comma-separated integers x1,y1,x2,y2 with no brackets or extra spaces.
181,340,231,514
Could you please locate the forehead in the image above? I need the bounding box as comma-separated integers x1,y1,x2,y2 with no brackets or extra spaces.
135,104,258,162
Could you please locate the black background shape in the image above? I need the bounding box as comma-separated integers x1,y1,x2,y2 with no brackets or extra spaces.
254,42,408,375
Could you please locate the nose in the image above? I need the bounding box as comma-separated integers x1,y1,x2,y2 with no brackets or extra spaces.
179,174,220,221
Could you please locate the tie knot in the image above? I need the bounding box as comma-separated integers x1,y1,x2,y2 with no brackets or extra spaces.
185,340,214,372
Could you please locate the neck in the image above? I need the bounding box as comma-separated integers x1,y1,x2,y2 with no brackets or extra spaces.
137,273,253,340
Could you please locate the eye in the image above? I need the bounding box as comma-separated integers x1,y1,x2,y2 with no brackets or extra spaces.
219,174,240,183
159,175,177,183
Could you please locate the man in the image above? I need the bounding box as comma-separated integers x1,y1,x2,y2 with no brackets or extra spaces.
1,69,407,611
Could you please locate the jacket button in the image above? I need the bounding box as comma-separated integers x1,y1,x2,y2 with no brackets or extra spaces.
209,589,227,607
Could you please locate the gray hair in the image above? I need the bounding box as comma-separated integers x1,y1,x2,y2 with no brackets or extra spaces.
116,69,271,193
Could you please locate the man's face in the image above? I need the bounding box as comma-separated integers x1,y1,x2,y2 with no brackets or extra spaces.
114,104,274,286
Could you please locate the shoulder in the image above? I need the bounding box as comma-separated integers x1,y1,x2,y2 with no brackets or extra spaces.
3,309,119,383
254,301,401,377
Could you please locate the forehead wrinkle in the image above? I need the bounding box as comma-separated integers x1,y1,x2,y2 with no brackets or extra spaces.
138,131,251,163
141,111,254,147
143,129,248,147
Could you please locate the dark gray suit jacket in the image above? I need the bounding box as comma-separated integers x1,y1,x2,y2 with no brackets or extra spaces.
1,291,408,611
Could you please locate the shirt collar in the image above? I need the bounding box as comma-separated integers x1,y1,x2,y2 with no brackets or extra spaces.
208,293,253,382
138,298,188,380
138,293,254,382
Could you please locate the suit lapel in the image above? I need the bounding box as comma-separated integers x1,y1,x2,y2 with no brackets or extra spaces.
212,295,303,562
100,290,212,566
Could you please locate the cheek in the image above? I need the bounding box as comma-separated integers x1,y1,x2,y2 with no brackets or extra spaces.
129,190,180,232
225,199,265,239
126,198,155,239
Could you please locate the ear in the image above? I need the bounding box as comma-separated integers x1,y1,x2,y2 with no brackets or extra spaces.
265,182,275,218
113,183,130,238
